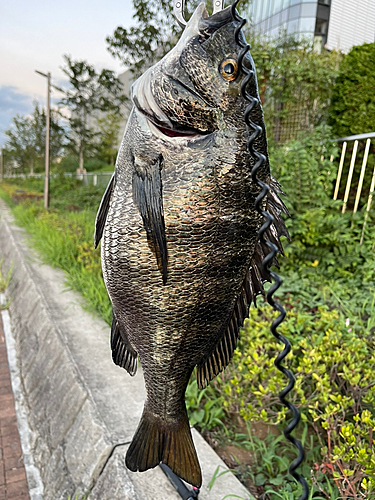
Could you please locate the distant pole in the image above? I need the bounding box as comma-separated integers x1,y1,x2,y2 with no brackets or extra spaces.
35,70,51,209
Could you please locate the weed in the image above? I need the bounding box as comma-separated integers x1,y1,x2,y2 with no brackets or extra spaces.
1,126,374,498
0,258,12,294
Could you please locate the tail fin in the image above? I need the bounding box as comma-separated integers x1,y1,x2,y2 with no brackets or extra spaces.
125,408,202,488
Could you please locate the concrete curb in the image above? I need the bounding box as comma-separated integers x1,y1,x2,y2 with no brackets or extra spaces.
1,296,44,500
0,199,250,500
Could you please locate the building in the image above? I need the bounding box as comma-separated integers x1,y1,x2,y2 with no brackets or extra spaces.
250,0,375,52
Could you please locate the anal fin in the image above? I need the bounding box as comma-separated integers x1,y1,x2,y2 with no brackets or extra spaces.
111,314,137,376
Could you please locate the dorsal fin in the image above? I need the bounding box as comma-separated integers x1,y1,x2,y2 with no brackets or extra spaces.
196,176,289,388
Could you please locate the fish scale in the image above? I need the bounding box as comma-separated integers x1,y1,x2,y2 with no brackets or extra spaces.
95,2,289,489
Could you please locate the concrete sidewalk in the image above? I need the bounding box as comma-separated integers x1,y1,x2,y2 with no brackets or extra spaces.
0,199,249,500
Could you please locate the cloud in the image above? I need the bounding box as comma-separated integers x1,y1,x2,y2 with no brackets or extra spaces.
0,86,33,146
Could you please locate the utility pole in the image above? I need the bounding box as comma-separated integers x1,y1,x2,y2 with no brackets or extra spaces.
35,70,51,209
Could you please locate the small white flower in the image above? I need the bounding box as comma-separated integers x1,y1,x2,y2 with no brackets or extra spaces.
346,318,350,327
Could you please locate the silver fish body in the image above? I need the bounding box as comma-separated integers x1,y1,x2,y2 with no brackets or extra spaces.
95,2,288,488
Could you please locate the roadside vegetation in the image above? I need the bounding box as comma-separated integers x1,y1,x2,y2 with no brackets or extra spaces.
2,4,375,496
1,124,374,499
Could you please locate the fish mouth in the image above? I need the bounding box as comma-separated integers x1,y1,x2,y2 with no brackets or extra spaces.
132,72,214,139
140,109,212,139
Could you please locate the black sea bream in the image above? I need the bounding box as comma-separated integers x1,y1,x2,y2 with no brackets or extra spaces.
95,2,288,488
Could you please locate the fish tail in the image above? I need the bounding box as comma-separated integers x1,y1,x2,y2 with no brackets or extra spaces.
125,407,202,488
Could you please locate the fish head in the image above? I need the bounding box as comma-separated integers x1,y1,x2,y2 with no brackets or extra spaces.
131,2,258,139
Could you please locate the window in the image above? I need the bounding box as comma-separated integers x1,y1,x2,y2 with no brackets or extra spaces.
299,17,316,32
281,8,289,23
271,13,281,27
287,18,299,33
300,3,317,17
274,0,283,14
262,0,270,20
254,0,263,23
315,18,328,35
289,4,301,19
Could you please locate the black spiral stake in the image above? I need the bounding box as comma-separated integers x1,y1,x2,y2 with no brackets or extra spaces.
230,2,309,498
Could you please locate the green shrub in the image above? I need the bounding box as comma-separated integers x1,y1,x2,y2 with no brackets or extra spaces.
58,155,79,172
84,158,111,172
213,302,375,498
329,43,375,138
2,124,375,498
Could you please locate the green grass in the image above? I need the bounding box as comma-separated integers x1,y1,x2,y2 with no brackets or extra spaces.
0,182,111,324
2,146,374,499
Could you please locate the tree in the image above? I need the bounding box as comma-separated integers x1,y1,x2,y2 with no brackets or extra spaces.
247,33,341,143
5,102,65,174
96,113,122,165
106,0,252,76
329,43,375,138
5,115,36,174
58,55,126,172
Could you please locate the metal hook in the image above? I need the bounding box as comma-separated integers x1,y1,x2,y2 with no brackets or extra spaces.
173,0,225,29
212,0,225,14
174,0,187,29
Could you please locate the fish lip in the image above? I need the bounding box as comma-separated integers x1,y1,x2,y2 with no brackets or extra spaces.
139,111,214,143
140,109,212,140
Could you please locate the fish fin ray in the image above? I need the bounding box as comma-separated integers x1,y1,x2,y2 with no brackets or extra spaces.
111,313,138,376
132,155,168,284
197,180,289,388
197,280,249,389
94,172,115,248
248,175,290,302
125,407,202,488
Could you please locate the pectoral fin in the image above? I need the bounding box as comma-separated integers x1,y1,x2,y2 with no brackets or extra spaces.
94,173,115,248
132,155,168,284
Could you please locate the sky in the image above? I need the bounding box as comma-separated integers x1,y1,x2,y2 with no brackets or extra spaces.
0,0,135,146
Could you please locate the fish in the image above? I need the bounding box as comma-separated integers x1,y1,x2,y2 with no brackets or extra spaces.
94,1,289,488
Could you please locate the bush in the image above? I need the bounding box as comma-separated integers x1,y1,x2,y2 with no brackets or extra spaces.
2,125,375,498
329,43,375,138
57,155,79,172
84,158,111,172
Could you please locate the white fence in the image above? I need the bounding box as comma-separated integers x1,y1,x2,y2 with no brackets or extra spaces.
3,171,113,187
331,131,375,244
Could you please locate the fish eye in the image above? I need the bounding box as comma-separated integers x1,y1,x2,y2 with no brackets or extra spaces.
219,58,238,81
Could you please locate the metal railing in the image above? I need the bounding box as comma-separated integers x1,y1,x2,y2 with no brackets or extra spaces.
2,171,114,187
331,132,375,244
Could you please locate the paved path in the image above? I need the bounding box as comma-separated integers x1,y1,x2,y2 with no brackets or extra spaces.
0,314,30,500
